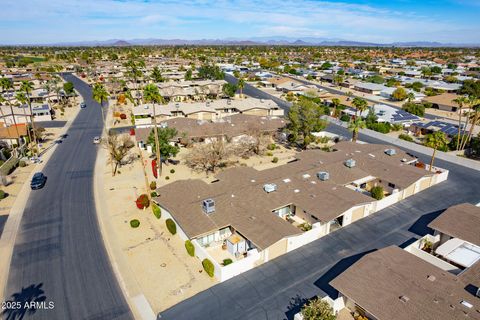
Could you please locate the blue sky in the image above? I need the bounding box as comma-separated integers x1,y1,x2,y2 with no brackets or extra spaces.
0,0,479,44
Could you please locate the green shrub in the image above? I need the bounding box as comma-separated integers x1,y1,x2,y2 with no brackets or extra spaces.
202,258,215,277
367,122,391,134
166,218,176,235
0,158,19,176
149,181,157,190
0,190,5,200
152,203,161,219
266,151,273,156
391,123,403,131
267,143,276,151
150,191,158,198
130,219,140,228
271,157,279,163
165,176,170,180
223,258,233,266
19,160,27,167
340,114,350,122
170,169,175,174
185,240,195,257
371,186,385,200
399,133,414,142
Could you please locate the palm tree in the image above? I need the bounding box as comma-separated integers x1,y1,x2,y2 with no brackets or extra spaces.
15,92,33,146
452,96,468,150
424,132,448,172
460,99,480,150
20,81,38,151
143,84,164,177
331,98,340,118
125,60,145,105
0,78,21,143
150,67,164,83
92,83,109,130
237,78,245,98
348,118,366,143
352,97,368,118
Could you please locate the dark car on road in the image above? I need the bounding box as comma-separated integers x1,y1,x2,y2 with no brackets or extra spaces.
31,172,47,190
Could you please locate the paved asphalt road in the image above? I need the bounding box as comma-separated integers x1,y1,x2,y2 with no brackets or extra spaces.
161,77,480,320
3,75,132,320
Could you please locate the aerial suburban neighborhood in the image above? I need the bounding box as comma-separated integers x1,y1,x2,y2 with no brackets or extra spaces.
0,1,479,320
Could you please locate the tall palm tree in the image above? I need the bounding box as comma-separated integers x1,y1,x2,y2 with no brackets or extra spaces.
352,97,368,118
143,84,164,177
460,99,480,150
452,96,468,150
92,83,110,130
424,132,448,172
331,98,340,118
348,118,366,143
0,78,21,143
237,78,245,98
20,80,38,151
125,60,145,105
15,92,33,146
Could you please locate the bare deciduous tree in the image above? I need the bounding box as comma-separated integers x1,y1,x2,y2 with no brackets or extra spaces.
184,139,231,174
102,133,135,176
235,128,272,157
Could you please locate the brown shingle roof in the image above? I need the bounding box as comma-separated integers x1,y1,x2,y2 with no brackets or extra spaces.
154,142,432,250
428,203,480,247
330,246,480,320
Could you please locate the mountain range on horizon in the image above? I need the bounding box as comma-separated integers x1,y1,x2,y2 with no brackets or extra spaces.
6,37,480,48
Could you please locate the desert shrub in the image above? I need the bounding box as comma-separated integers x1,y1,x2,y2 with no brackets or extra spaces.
391,123,403,131
301,297,335,320
0,158,19,176
149,181,157,190
166,218,176,235
130,219,140,228
371,186,384,200
271,157,279,163
135,194,150,209
267,143,276,151
19,160,27,167
152,203,161,219
170,169,175,174
150,191,158,198
120,113,127,120
185,240,195,257
367,122,391,133
223,258,233,266
266,151,273,156
399,133,414,142
0,190,5,200
202,258,215,277
165,176,170,180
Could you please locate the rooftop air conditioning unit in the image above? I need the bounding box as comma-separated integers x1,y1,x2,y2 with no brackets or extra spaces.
202,199,215,214
345,159,356,168
385,148,397,156
263,183,277,193
317,171,329,181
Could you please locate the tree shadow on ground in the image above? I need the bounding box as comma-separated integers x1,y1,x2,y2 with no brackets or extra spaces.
2,283,47,320
285,294,309,320
408,209,444,236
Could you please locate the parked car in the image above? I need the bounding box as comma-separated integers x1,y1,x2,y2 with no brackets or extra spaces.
80,102,86,108
93,136,101,144
31,172,47,190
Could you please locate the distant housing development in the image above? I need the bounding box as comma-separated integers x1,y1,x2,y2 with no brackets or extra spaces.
154,142,448,281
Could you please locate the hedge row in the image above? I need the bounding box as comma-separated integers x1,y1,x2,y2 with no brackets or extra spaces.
0,158,19,176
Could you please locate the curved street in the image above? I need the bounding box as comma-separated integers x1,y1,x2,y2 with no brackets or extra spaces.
3,74,132,320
